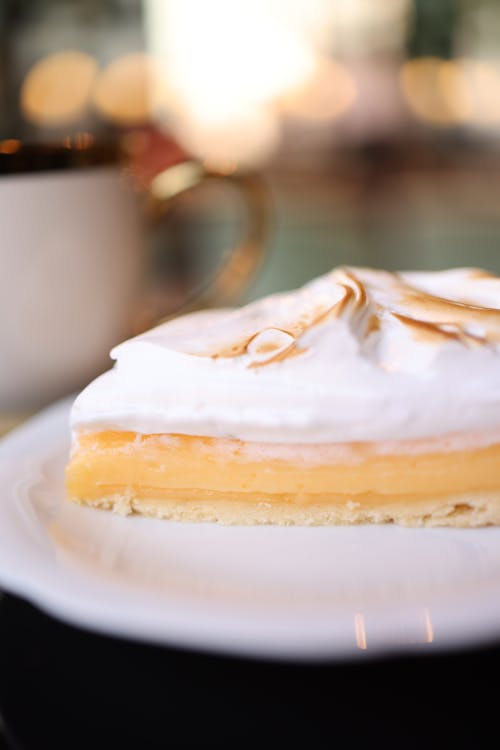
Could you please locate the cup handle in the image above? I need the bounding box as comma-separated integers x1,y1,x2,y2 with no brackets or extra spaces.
145,161,270,318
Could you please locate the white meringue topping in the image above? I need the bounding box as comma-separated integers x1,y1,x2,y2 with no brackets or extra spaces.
71,267,500,444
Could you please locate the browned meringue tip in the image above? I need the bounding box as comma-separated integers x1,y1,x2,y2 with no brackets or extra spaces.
182,265,500,364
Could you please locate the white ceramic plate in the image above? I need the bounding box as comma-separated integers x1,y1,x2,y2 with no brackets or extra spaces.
1,398,500,661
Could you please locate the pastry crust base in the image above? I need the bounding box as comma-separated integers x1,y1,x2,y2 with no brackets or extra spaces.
68,489,500,527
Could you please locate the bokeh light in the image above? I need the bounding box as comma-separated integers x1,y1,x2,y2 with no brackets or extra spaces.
280,59,357,122
459,59,500,127
400,57,500,128
145,0,322,166
92,52,167,126
400,57,467,127
0,139,21,154
21,51,98,126
171,103,281,169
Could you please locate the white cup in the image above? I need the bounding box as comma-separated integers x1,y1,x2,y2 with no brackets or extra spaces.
0,145,268,413
0,164,142,411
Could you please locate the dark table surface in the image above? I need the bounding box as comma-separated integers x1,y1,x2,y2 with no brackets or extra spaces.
0,591,498,749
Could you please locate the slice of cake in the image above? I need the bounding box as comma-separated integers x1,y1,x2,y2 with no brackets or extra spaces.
65,266,500,526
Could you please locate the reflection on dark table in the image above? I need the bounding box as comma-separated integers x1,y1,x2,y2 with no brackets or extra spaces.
0,592,498,749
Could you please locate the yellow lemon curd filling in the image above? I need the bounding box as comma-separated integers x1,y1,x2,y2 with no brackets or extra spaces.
66,430,500,508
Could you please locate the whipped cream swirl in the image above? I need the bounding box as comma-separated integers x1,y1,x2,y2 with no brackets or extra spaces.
71,267,500,443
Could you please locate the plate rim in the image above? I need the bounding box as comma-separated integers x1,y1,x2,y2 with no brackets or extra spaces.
1,398,500,662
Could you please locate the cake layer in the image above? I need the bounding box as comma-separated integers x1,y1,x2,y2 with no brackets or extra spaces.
66,431,500,526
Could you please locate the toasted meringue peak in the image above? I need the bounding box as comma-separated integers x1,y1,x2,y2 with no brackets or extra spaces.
130,266,500,366
71,267,500,443
246,328,298,367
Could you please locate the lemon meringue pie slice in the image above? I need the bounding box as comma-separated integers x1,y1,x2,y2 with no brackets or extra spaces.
65,266,500,526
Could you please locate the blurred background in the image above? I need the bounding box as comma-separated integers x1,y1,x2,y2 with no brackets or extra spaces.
2,0,500,416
